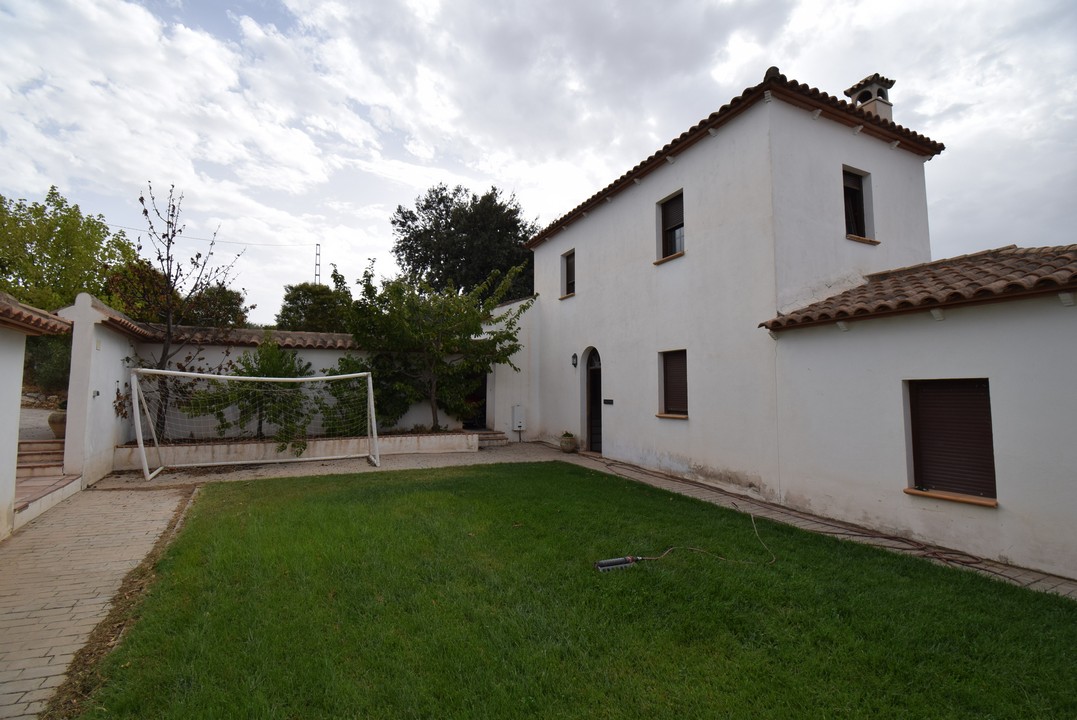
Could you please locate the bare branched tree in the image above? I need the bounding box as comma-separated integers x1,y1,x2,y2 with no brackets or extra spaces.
129,183,249,437
135,182,248,370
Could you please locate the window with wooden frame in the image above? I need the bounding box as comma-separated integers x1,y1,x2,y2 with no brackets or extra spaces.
658,192,685,260
907,379,997,501
561,249,575,298
843,168,875,241
659,349,688,417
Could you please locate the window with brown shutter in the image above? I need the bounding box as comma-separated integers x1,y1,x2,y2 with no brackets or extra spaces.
661,350,688,416
909,379,997,499
659,193,684,259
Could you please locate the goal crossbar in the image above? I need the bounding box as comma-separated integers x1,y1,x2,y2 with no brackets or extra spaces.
131,368,380,480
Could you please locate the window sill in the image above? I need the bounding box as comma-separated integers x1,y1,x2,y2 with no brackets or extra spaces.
903,487,998,508
846,234,880,246
656,413,689,420
654,251,685,266
559,292,575,301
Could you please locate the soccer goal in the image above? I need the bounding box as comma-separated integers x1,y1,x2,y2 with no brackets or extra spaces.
131,368,380,480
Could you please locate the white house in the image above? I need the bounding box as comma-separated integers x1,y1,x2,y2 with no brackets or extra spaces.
488,68,1077,579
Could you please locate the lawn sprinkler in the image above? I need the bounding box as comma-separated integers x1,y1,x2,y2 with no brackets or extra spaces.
594,556,642,572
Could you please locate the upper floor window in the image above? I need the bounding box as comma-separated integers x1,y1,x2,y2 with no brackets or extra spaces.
843,168,875,241
658,192,685,260
561,249,575,298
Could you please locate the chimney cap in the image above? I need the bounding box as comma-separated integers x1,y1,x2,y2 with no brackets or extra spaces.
844,73,896,102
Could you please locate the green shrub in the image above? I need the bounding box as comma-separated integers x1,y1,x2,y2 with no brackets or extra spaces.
24,334,71,392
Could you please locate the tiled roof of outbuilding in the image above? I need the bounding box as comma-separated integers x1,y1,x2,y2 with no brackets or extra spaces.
762,245,1077,331
149,325,356,350
0,293,72,336
527,66,944,249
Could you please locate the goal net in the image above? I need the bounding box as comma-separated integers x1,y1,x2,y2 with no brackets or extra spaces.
131,368,380,480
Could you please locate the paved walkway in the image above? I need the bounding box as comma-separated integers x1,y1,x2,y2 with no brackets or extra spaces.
2,442,1075,718
0,488,188,719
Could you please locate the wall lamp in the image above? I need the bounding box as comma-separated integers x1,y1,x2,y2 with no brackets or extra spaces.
571,353,578,368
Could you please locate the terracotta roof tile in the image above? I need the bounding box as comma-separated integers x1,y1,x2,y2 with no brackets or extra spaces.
762,245,1077,331
527,66,944,249
89,296,160,340
142,324,356,350
0,293,73,336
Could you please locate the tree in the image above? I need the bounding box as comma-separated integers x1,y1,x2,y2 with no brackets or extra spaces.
183,332,314,455
185,282,250,328
275,266,353,332
390,184,537,301
351,262,534,430
106,260,250,328
127,182,249,369
0,186,136,310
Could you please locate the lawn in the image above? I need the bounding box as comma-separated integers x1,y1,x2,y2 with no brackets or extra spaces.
70,462,1076,719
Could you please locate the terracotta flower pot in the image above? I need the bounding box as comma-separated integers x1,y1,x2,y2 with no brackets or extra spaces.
559,436,577,453
48,410,67,439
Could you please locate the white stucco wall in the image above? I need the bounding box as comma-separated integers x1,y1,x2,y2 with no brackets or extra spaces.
61,294,140,485
768,100,933,312
487,297,539,439
0,329,26,539
530,102,783,492
773,296,1077,578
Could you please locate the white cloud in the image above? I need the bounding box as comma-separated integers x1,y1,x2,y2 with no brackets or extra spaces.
0,0,1074,323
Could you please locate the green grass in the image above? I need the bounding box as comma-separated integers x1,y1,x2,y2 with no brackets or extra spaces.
76,462,1077,719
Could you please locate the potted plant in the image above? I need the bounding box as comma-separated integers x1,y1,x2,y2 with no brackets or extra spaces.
48,400,67,439
559,431,578,453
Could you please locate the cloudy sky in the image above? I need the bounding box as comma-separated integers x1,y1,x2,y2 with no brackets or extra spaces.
2,0,1074,324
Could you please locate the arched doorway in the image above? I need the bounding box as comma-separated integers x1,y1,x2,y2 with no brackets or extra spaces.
586,349,602,453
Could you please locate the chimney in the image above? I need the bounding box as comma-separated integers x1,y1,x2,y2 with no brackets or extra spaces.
844,74,895,122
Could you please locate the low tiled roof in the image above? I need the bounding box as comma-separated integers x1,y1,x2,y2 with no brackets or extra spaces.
90,296,160,340
148,325,356,350
0,293,72,336
527,66,944,249
762,245,1077,331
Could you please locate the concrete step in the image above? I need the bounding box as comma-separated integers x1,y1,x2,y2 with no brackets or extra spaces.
16,462,65,479
476,430,510,449
18,439,63,453
14,474,81,514
18,449,65,464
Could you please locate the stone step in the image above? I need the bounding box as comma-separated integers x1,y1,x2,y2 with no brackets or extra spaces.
476,430,510,448
14,474,81,514
18,439,64,453
18,449,65,464
16,462,65,479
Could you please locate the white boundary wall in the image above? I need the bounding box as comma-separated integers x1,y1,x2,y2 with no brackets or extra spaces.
57,294,474,488
0,328,26,539
59,294,140,486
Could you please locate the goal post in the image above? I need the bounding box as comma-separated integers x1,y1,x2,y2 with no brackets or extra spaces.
130,368,380,480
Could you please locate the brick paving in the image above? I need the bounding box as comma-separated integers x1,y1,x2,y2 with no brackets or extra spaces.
0,489,187,719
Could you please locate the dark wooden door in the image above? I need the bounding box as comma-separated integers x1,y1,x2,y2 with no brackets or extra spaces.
587,351,602,453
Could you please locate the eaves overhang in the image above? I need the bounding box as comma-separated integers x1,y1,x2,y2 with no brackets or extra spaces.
0,293,73,336
527,66,945,251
